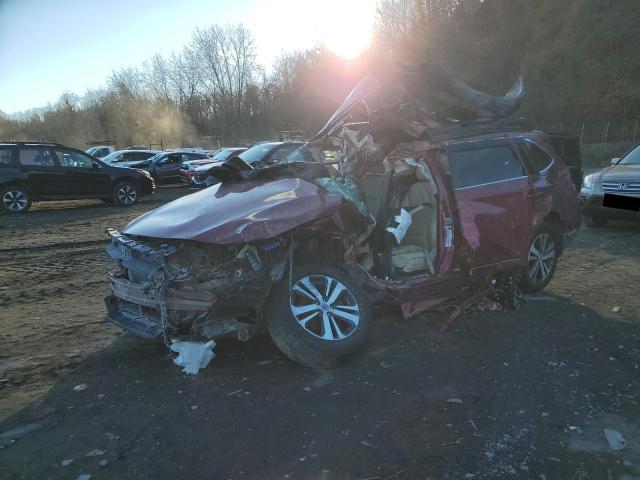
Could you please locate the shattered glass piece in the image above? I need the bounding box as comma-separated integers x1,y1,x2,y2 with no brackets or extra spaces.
315,177,371,221
386,209,413,244
170,340,216,374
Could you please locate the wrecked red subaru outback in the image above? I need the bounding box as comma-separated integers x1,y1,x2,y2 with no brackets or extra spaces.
105,62,580,368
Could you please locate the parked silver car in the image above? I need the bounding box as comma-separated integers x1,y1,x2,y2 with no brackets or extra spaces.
581,144,640,226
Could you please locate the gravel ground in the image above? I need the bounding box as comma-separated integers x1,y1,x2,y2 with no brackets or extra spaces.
0,187,639,480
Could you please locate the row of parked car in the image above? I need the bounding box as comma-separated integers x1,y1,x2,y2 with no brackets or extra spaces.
0,141,309,213
2,134,638,224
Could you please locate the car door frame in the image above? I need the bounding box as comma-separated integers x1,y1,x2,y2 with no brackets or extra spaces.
53,147,112,198
17,145,65,199
443,138,536,273
153,153,182,181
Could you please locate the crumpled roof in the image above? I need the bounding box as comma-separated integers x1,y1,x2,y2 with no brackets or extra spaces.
311,60,524,143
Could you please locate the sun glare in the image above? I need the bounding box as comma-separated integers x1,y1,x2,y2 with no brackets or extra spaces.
322,15,373,60
312,0,376,60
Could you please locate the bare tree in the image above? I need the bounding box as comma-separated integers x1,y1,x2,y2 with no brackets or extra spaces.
189,24,258,141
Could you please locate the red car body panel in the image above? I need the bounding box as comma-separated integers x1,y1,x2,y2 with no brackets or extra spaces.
122,177,344,244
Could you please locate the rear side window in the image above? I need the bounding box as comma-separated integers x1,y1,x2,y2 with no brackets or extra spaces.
446,144,524,189
517,142,553,173
132,152,154,161
0,147,14,166
54,149,94,168
20,148,58,166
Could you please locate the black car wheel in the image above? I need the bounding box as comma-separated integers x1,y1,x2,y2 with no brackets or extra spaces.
519,223,560,293
265,263,372,368
1,185,32,213
113,181,139,206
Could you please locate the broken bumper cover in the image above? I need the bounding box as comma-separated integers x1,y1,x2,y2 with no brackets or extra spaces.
109,273,216,311
106,274,216,339
105,295,167,339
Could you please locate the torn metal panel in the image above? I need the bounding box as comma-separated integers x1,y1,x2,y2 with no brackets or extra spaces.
309,60,524,145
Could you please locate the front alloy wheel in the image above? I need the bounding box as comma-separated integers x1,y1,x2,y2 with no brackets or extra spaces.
290,275,360,341
113,182,139,206
266,263,372,368
1,186,31,213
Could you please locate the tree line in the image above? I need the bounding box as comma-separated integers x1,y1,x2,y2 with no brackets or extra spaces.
2,0,639,149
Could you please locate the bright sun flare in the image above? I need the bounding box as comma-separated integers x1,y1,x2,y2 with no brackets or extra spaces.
313,1,375,60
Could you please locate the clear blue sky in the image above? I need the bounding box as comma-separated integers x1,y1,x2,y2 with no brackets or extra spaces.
0,0,377,114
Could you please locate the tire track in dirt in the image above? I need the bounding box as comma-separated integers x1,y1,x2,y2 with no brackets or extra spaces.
0,243,110,308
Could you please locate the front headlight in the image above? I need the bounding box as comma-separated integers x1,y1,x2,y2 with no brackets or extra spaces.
582,174,594,189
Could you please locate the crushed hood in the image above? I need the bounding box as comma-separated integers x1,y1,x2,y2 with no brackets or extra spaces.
122,178,343,244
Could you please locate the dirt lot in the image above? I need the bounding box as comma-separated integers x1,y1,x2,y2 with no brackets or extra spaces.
1,188,639,480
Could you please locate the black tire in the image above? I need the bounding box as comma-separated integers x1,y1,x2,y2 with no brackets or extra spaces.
265,263,372,368
519,223,560,293
585,215,607,227
112,181,139,207
1,184,32,213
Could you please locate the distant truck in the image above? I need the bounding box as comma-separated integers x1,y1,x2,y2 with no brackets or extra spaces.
86,145,115,159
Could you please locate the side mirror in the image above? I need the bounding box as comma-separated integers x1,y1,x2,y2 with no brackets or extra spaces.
611,157,620,165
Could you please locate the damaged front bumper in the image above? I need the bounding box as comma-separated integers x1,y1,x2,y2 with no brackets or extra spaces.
104,228,284,342
104,273,216,339
105,295,168,339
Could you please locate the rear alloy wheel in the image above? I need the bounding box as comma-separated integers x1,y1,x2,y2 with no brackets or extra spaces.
1,185,32,213
520,224,560,293
266,263,372,368
113,182,139,206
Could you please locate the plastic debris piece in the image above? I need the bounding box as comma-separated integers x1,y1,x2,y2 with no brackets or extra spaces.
170,340,216,375
447,398,463,404
603,428,627,450
612,306,621,313
99,459,108,468
73,384,87,392
61,459,74,467
386,209,412,244
76,475,91,480
85,449,105,457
